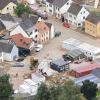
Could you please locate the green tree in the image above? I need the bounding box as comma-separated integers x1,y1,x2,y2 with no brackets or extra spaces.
35,80,86,100
49,86,61,100
81,80,98,100
15,4,31,17
58,81,84,100
35,83,50,100
0,74,13,100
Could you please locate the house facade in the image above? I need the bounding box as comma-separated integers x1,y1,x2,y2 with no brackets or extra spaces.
66,3,89,27
46,0,72,19
0,0,17,16
33,20,54,44
0,42,18,62
85,13,100,38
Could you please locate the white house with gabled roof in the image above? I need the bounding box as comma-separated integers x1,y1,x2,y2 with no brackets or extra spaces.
46,0,73,19
65,3,89,27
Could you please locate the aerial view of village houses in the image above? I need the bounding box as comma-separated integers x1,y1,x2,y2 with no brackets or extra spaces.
1,0,100,100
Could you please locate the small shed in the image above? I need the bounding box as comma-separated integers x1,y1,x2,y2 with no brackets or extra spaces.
74,74,100,86
50,58,70,72
63,49,84,62
70,63,100,78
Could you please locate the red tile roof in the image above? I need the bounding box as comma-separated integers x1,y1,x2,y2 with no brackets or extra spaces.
73,63,100,73
10,33,32,49
35,21,49,34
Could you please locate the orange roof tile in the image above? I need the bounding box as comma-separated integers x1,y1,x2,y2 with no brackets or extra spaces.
10,33,32,49
35,21,49,33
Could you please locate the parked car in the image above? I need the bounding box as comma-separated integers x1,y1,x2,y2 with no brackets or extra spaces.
63,22,70,28
55,31,61,37
35,44,43,52
13,62,24,67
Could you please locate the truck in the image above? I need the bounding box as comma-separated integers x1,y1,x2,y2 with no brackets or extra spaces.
35,10,48,20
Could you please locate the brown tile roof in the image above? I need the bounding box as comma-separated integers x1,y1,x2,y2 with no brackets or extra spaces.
10,33,32,49
35,21,49,34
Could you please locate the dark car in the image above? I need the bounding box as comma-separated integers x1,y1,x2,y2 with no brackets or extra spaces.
55,31,61,37
15,57,24,62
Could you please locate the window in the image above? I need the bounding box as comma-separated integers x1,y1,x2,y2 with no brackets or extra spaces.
49,9,52,13
56,7,58,9
67,3,69,5
7,7,9,10
74,17,76,19
83,16,85,19
49,4,52,7
84,11,85,13
35,29,38,32
35,41,37,43
13,6,15,9
47,5,48,7
78,23,81,26
58,8,59,11
35,35,37,38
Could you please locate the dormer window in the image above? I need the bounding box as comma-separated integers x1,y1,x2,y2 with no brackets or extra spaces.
20,39,23,41
44,27,46,30
23,42,26,44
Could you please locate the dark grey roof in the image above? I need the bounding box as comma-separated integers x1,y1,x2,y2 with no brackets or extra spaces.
0,13,14,21
52,58,70,66
0,42,14,53
47,0,54,3
0,0,17,10
45,22,52,28
0,20,6,31
47,0,68,8
20,16,38,33
92,68,100,79
20,19,34,31
68,3,82,16
86,12,100,24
